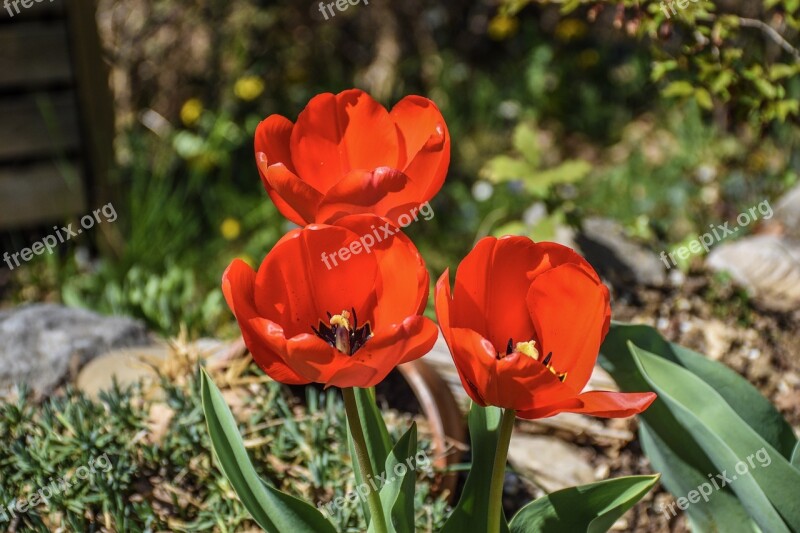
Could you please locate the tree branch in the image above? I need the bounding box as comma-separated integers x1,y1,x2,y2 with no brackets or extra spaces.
738,17,800,63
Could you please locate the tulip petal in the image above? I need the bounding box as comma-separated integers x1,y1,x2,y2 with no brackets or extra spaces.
517,390,657,419
492,351,577,411
527,263,611,392
335,215,430,328
260,329,352,384
438,326,573,411
526,241,602,282
257,154,323,226
290,90,400,193
254,224,380,337
315,167,411,224
390,96,450,199
434,269,453,336
439,327,497,407
255,115,295,172
222,260,308,384
451,237,538,351
327,315,438,388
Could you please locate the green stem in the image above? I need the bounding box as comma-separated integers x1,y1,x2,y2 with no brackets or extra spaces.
343,387,388,533
488,408,516,533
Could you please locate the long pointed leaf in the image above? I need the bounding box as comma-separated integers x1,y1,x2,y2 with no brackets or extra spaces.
368,423,418,533
630,344,800,532
441,403,510,533
601,322,796,459
509,475,659,533
639,422,758,532
201,370,336,533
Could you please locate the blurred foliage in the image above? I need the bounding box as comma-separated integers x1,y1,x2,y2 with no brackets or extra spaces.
0,369,447,532
1,0,798,337
499,0,800,125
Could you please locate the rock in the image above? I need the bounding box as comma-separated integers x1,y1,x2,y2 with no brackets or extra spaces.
576,217,667,289
0,304,152,395
706,235,800,312
76,345,167,400
507,433,596,492
775,183,800,239
76,338,237,400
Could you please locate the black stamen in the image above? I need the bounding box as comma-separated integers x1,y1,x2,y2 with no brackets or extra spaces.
543,352,552,365
506,338,514,356
351,307,358,330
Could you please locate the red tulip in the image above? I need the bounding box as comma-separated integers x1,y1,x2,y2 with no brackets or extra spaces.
222,214,438,388
255,89,450,226
435,236,656,419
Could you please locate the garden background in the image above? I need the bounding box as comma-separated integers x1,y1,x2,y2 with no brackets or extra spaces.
0,0,798,531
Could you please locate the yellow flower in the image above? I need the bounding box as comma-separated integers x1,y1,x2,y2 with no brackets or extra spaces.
180,98,203,126
555,19,588,41
488,14,519,41
220,218,242,241
234,76,265,102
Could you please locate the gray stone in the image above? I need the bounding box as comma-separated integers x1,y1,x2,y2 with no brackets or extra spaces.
775,183,800,238
507,434,596,493
707,235,800,312
0,304,152,395
575,217,666,288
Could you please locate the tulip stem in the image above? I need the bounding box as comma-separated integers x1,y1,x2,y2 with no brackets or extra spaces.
488,408,516,533
342,387,389,533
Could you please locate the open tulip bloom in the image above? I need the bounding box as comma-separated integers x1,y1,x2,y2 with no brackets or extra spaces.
221,213,438,389
434,236,656,532
435,236,657,420
255,89,450,226
202,90,661,533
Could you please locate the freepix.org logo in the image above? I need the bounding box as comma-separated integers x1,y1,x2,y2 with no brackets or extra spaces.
4,0,57,18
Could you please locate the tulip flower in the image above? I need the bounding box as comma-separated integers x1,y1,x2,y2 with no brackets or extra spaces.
435,236,657,420
222,214,438,389
255,89,450,226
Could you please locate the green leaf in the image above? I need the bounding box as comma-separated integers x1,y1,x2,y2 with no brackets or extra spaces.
441,404,510,533
663,81,696,98
368,423,418,533
601,323,796,459
200,370,336,533
710,69,735,95
639,422,758,532
753,78,778,99
523,160,591,196
792,442,800,470
651,60,678,82
482,155,534,184
529,211,565,242
347,387,393,521
508,475,659,533
512,123,540,167
694,88,713,110
599,323,800,531
629,344,800,532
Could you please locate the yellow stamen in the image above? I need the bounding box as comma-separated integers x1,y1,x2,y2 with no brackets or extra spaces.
515,341,539,360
